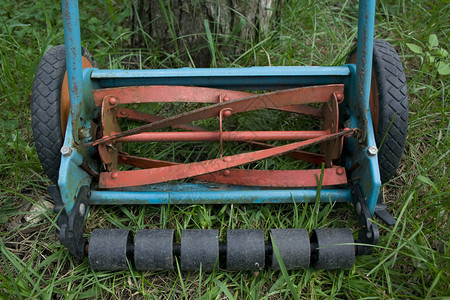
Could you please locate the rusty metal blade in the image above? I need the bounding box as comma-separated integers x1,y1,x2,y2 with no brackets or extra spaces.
117,107,204,131
118,153,177,168
248,141,325,165
197,168,347,187
277,105,323,118
91,84,344,146
118,154,345,187
93,85,252,106
117,130,330,143
99,128,354,188
105,86,322,117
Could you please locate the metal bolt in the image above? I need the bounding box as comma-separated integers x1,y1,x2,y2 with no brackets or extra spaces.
223,96,230,102
111,172,119,179
367,145,378,156
60,146,72,157
79,203,86,216
223,157,230,162
336,167,344,175
109,97,117,105
120,110,128,116
336,93,344,102
223,170,230,176
79,128,89,139
223,110,232,117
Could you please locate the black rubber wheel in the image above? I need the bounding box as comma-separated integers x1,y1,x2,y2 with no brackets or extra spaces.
349,39,408,183
270,229,310,270
89,229,132,271
311,228,355,269
226,229,265,270
31,45,95,183
134,229,175,271
180,229,219,271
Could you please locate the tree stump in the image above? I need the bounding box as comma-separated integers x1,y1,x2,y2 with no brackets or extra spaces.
130,0,279,67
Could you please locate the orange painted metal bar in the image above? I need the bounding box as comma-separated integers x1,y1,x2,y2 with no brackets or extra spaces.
93,85,252,106
116,130,330,143
106,86,323,118
117,107,204,131
117,154,346,187
99,128,354,188
118,154,176,168
197,168,347,187
116,109,325,164
277,104,323,118
91,84,344,146
248,141,325,165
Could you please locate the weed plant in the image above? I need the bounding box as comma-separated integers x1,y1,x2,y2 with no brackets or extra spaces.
0,0,448,298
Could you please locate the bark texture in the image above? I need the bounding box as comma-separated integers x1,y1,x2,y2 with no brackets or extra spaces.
131,0,278,67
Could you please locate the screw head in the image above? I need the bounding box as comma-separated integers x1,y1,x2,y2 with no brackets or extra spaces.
109,97,117,105
60,146,72,157
111,172,119,179
336,167,345,175
336,93,344,102
79,203,86,216
223,157,230,162
223,110,232,117
223,96,230,102
223,170,230,176
367,145,378,156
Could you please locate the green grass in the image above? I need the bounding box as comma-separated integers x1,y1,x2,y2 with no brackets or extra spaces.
1,0,449,298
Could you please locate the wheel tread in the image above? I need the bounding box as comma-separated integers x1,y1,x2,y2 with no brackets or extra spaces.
372,39,409,183
31,45,95,183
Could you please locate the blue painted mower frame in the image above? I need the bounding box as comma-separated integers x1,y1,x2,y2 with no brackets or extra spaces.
53,0,390,259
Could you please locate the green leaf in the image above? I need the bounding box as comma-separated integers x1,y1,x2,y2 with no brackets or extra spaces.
271,234,301,300
428,34,439,48
437,61,450,75
406,43,422,54
417,175,439,193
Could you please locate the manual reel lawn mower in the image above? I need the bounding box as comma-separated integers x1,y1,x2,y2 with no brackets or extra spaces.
31,0,408,271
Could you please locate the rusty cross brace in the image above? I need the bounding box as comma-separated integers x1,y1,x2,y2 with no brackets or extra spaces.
98,129,355,188
90,84,344,146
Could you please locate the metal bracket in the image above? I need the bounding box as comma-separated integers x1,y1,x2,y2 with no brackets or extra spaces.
352,183,379,255
374,194,396,226
58,186,90,259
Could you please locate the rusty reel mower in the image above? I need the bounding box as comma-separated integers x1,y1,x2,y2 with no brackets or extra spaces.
31,0,407,271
